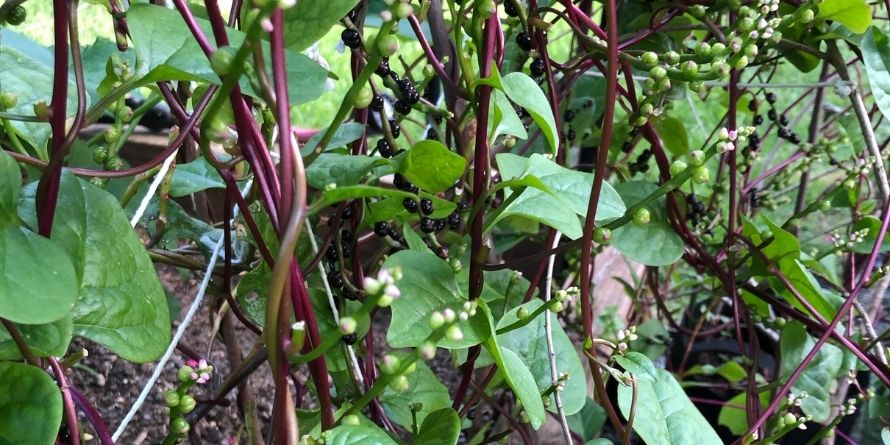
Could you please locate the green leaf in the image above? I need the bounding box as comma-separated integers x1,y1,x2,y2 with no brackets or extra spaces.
0,317,73,360
851,215,890,254
306,154,390,189
655,115,690,155
780,321,845,422
169,158,225,197
283,0,360,52
479,301,546,430
817,0,872,34
383,250,491,348
364,194,456,224
489,90,528,142
614,351,658,382
401,227,430,252
381,359,451,430
0,226,78,324
500,72,559,155
0,361,63,445
400,141,467,193
492,154,625,239
612,222,684,266
126,4,327,104
0,151,21,226
325,424,398,445
617,368,722,445
302,123,367,156
19,172,171,363
415,408,461,445
769,260,842,320
718,391,770,436
0,31,80,153
495,300,588,415
567,397,607,442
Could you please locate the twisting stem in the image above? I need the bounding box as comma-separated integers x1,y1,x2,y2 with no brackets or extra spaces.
49,357,80,445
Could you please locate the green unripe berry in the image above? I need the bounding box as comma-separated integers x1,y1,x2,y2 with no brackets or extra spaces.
92,146,109,164
844,179,856,190
689,5,707,18
641,52,659,67
33,101,50,120
649,66,667,81
695,42,712,58
819,200,831,211
210,46,238,77
380,354,401,375
391,374,410,392
670,160,688,177
743,44,759,59
734,55,749,70
342,415,361,426
783,413,798,425
475,0,496,19
339,316,357,335
395,2,415,19
593,227,612,244
445,325,464,341
179,395,197,414
549,301,564,313
6,6,26,26
117,106,134,123
799,8,815,24
738,17,755,32
352,84,374,109
664,51,681,65
517,307,530,319
163,390,180,407
633,208,651,225
692,166,710,183
711,42,727,55
688,150,705,166
177,365,195,383
0,92,17,110
377,34,400,57
689,81,705,93
428,311,445,329
105,155,124,171
681,60,699,77
104,127,121,145
172,417,190,434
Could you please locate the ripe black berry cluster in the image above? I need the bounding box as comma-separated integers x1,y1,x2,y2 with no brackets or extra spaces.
629,149,652,175
394,78,420,115
686,193,706,226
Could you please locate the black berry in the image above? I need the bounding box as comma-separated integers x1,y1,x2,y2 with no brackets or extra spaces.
420,198,434,215
753,115,763,125
389,71,400,82
374,221,390,237
504,1,518,17
389,120,401,138
327,271,344,288
748,99,758,112
341,206,353,219
779,114,789,126
448,211,461,229
767,109,777,121
326,245,338,260
404,90,421,105
397,78,415,95
436,246,450,259
342,333,357,345
376,58,391,76
377,138,394,158
340,229,353,242
403,198,418,213
564,109,575,122
387,227,401,240
426,127,438,140
434,218,447,232
516,32,533,51
394,100,411,115
420,217,436,233
530,58,546,77
765,92,776,104
566,129,576,141
371,95,384,111
341,29,362,49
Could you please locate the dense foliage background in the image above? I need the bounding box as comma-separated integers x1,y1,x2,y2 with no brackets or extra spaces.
1,0,890,444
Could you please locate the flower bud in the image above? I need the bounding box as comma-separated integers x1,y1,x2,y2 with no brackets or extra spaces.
633,208,651,225
445,325,464,341
670,160,688,177
339,317,357,335
693,166,710,183
179,395,196,413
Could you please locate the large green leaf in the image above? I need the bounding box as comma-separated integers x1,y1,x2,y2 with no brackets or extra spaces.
863,28,890,123
612,181,684,266
0,226,78,324
302,123,367,156
381,359,451,430
492,153,625,239
780,321,845,422
817,0,872,34
400,141,467,193
768,260,842,321
168,158,225,197
0,31,79,153
0,362,63,445
718,391,770,436
415,408,461,445
617,368,722,444
567,397,607,442
306,154,390,189
19,172,171,363
479,302,546,430
495,300,588,415
0,151,20,227
126,4,327,105
489,89,528,143
500,72,559,155
325,424,398,445
0,317,73,360
283,0,359,52
383,250,491,348
614,351,658,382
655,115,689,155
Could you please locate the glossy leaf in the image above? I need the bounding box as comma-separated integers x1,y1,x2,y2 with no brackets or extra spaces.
490,89,528,142
0,362,63,445
780,321,846,422
0,226,78,324
817,0,872,34
283,0,360,52
0,151,20,226
495,300,588,415
612,222,684,266
381,358,450,429
0,317,73,360
567,397,607,442
415,408,461,445
325,424,398,445
302,123,367,156
656,115,690,155
127,4,327,104
718,391,770,436
306,154,390,189
19,173,171,363
169,158,225,197
383,250,491,348
863,28,890,129
617,368,722,444
615,351,658,382
400,141,467,193
500,72,559,155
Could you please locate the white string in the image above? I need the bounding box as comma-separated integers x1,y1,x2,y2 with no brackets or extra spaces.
129,149,179,228
113,180,253,441
544,231,572,445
